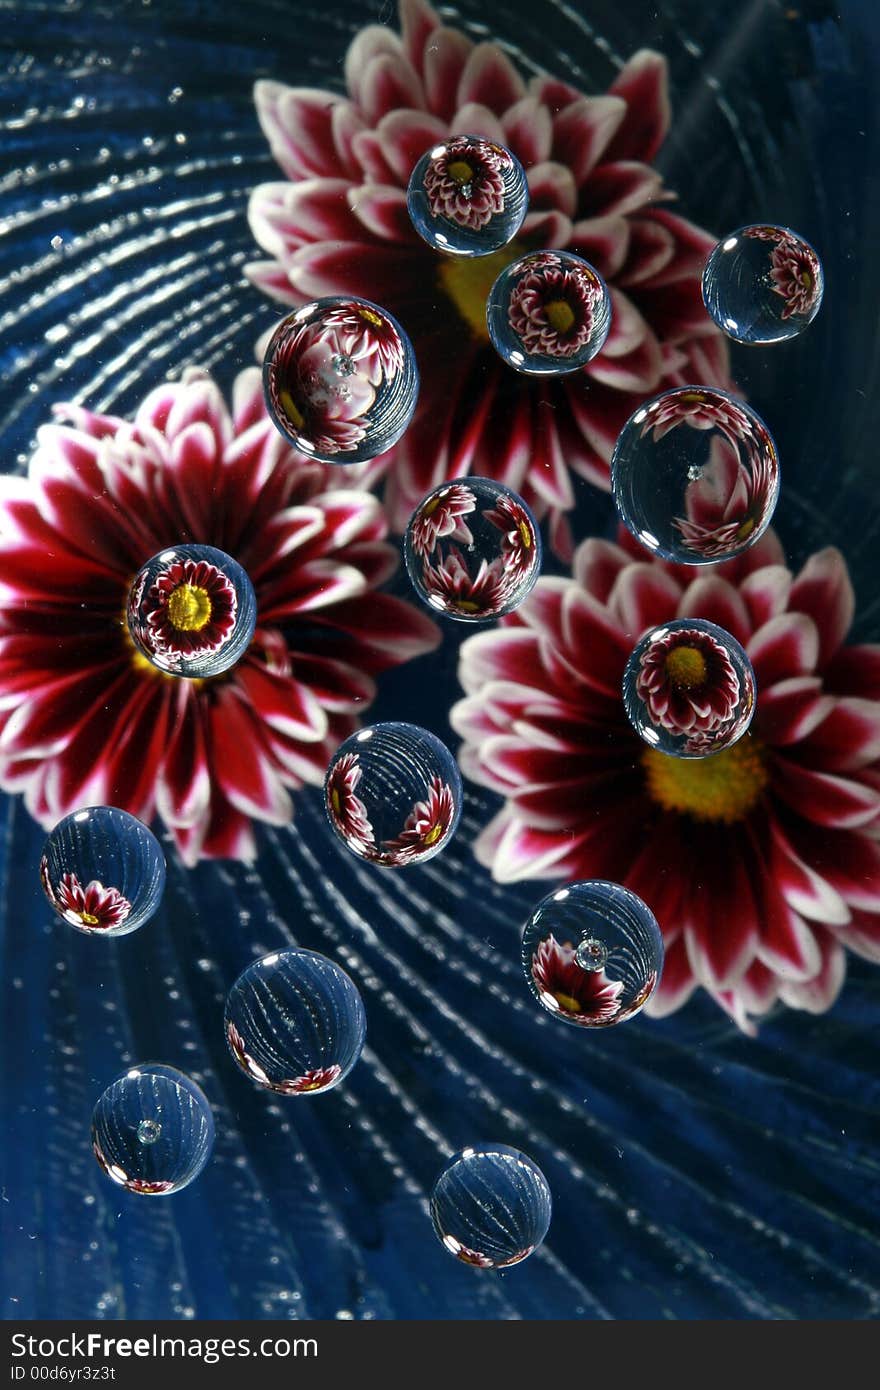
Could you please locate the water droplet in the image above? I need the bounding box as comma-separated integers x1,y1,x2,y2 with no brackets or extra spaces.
623,618,756,756
522,881,663,1027
126,543,257,678
487,250,611,374
91,1064,214,1194
406,135,528,257
263,297,418,464
325,722,462,866
702,224,823,344
430,1144,552,1268
225,949,365,1096
40,807,165,937
611,387,780,564
404,477,541,620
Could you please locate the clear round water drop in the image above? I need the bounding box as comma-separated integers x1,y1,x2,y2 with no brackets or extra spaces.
406,134,528,257
40,806,165,937
325,722,462,867
225,948,366,1096
486,250,611,375
430,1144,552,1268
522,880,664,1027
404,477,541,621
126,543,257,678
611,386,780,564
91,1063,214,1195
702,223,824,344
623,618,756,757
263,296,419,463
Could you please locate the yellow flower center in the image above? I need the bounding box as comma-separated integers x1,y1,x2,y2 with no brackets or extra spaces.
79,911,99,927
358,306,383,328
279,388,305,430
800,270,812,289
665,645,707,689
553,991,582,1014
544,298,576,335
736,516,756,541
423,493,442,516
643,737,768,824
167,583,212,633
447,159,474,185
439,238,526,340
330,787,341,814
680,390,708,404
453,599,482,613
518,520,532,548
297,1078,324,1092
423,823,443,846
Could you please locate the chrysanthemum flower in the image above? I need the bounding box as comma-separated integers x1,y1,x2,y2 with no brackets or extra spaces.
275,1065,343,1095
451,531,880,1029
0,367,438,864
421,548,508,617
634,625,741,736
769,236,822,319
142,556,238,661
483,492,539,578
408,482,477,557
50,869,132,932
506,254,603,360
247,0,731,550
383,775,458,862
325,751,376,852
422,134,510,230
531,933,625,1024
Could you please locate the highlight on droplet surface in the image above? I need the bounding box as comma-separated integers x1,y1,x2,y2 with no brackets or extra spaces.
324,722,462,867
406,134,529,257
404,476,542,621
224,948,366,1096
702,223,824,344
486,249,612,374
430,1143,552,1268
40,806,165,937
262,296,419,463
623,618,757,757
91,1063,214,1195
521,881,663,1027
611,386,780,564
126,543,257,678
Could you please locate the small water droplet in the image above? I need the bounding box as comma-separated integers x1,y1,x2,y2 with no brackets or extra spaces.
40,807,165,937
430,1144,552,1268
487,250,612,375
405,477,541,621
225,949,366,1096
325,722,462,866
702,224,823,344
91,1065,214,1195
407,135,528,257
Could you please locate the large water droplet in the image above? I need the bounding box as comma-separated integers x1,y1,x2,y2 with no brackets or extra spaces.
404,477,541,620
702,224,824,344
487,250,611,374
40,806,165,937
91,1064,214,1195
522,881,663,1027
126,543,257,678
430,1144,552,1268
623,618,756,756
263,297,418,464
325,722,462,867
407,135,528,257
225,949,365,1097
612,386,780,564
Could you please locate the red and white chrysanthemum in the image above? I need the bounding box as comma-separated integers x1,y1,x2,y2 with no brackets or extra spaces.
408,482,477,557
635,626,741,737
673,431,778,560
506,254,603,359
325,752,376,852
452,530,880,1030
640,388,753,445
318,300,406,384
483,492,539,578
275,1065,343,1095
531,933,626,1024
382,775,458,862
769,236,822,320
143,557,238,660
52,870,132,932
0,367,438,865
247,0,731,551
421,548,508,617
422,135,510,230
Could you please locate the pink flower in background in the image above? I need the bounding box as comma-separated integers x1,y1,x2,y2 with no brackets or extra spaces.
0,367,438,864
531,934,625,1024
247,0,731,550
635,625,741,736
408,483,477,557
52,871,132,932
452,530,880,1030
422,135,510,230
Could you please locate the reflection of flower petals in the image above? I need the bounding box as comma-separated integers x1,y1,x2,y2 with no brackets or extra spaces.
421,548,509,617
275,1064,343,1095
409,483,477,557
326,752,375,851
483,492,538,579
423,136,509,231
531,934,625,1024
452,528,880,1031
381,776,457,862
55,872,132,931
635,626,740,736
145,557,237,660
507,255,602,359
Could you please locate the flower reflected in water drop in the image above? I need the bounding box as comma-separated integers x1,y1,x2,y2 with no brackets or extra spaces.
483,491,538,578
381,776,458,863
635,626,741,737
531,933,625,1024
408,483,477,558
325,752,376,853
53,870,132,932
144,557,237,660
421,548,508,617
423,136,510,231
507,254,603,359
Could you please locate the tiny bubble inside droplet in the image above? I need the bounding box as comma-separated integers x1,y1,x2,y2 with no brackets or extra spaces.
575,936,608,972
